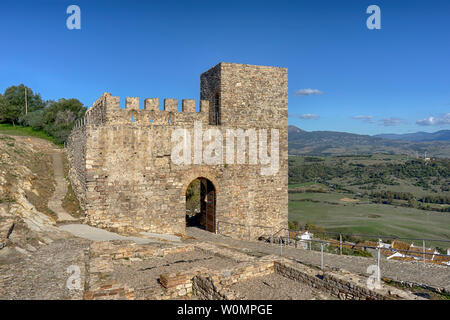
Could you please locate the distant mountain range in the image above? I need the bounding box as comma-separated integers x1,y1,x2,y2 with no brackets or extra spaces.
288,126,450,158
374,130,450,142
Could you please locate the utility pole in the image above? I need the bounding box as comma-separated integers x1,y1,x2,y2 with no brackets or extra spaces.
24,87,28,115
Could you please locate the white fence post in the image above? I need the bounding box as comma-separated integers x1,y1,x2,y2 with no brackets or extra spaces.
321,243,324,270
377,246,381,285
280,237,283,256
423,240,426,266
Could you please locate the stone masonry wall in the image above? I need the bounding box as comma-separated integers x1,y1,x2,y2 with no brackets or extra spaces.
274,259,422,300
66,125,87,211
66,63,288,238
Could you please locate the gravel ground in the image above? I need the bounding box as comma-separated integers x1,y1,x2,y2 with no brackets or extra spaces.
0,238,89,299
113,250,239,299
186,227,450,292
229,273,335,300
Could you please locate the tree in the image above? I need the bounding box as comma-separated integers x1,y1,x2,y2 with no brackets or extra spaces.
386,192,394,205
3,85,45,122
42,98,86,144
43,98,85,124
19,110,45,129
288,220,301,230
408,198,416,208
0,94,21,125
186,179,201,215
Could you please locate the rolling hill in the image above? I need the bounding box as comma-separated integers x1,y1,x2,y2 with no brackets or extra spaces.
288,126,450,157
374,130,450,142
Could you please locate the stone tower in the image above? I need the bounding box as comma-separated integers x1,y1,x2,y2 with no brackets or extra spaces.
66,62,288,239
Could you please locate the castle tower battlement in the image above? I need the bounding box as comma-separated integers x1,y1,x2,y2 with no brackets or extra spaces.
66,62,288,239
77,93,211,128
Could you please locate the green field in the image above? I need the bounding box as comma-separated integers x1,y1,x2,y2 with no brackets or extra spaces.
289,191,450,246
288,181,319,188
288,154,450,247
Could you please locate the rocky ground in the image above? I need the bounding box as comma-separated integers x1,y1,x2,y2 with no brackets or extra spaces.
0,135,71,264
0,238,88,299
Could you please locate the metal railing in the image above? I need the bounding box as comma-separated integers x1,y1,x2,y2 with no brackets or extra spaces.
216,224,450,267
270,228,450,268
279,237,450,283
272,227,450,245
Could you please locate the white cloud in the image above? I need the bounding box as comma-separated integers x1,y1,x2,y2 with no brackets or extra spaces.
416,113,450,126
380,117,407,126
289,113,320,120
299,114,320,119
351,115,375,123
294,88,324,96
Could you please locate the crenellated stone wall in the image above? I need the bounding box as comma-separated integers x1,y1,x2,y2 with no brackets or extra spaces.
66,62,288,238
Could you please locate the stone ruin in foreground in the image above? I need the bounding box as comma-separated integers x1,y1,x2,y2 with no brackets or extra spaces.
66,62,288,239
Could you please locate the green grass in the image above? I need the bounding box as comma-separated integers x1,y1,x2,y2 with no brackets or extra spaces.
0,124,60,146
289,192,450,247
288,182,318,188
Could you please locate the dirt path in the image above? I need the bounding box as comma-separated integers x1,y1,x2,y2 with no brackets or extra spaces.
48,152,77,222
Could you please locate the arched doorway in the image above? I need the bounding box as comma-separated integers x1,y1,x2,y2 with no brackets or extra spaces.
185,178,216,232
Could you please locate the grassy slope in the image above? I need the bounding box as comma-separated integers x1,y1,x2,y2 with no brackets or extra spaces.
0,124,60,146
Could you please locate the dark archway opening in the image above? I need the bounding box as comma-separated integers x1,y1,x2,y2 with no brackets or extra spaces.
185,178,216,232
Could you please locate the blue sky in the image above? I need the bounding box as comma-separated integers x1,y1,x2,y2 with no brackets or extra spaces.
0,0,449,135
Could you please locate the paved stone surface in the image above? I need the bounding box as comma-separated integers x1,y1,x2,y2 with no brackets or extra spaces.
186,227,450,292
139,231,181,242
59,224,162,244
